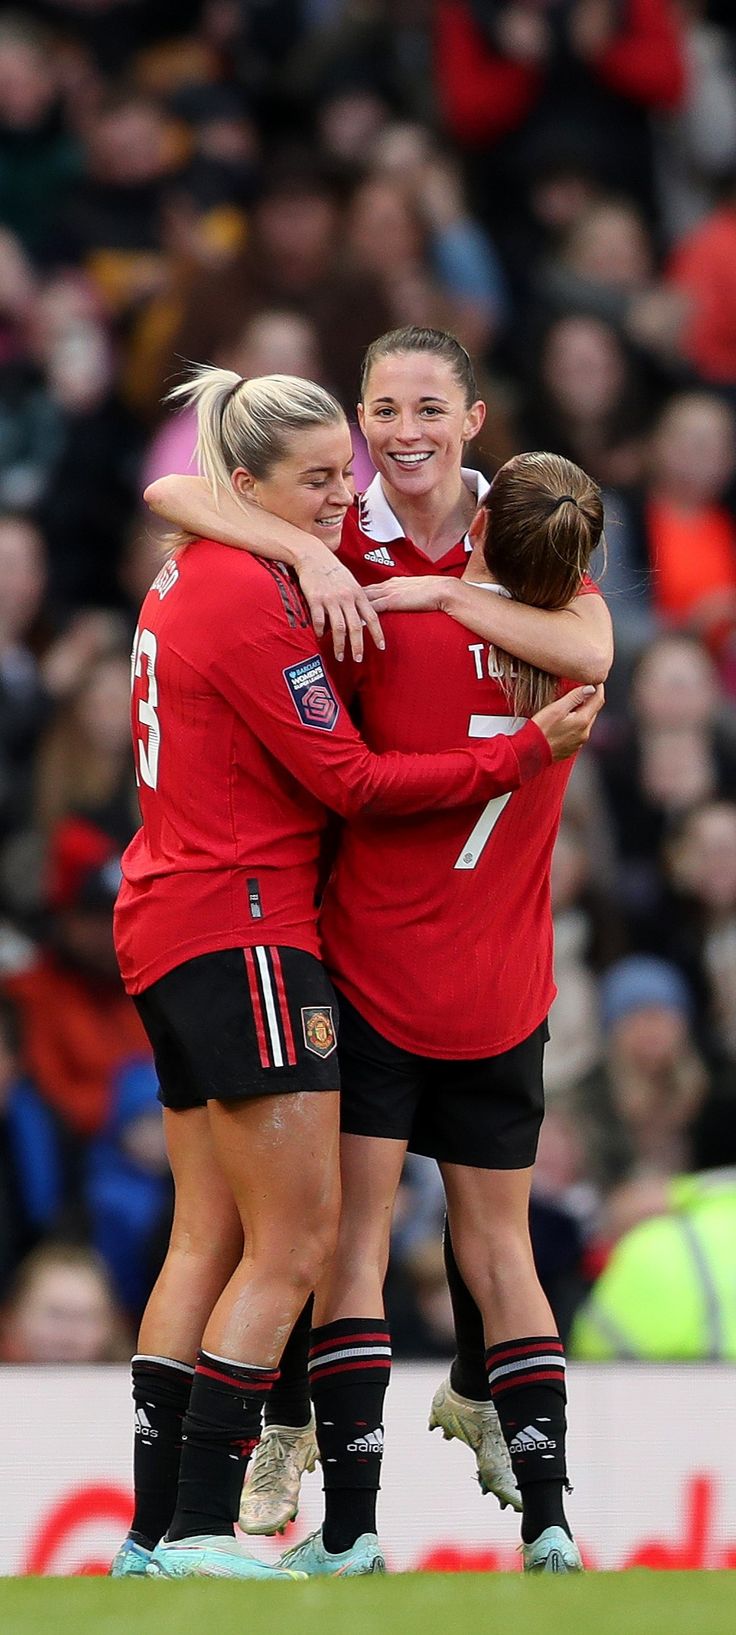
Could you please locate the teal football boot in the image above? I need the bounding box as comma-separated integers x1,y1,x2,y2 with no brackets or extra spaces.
147,1533,306,1579
109,1537,153,1577
279,1527,386,1577
522,1526,584,1573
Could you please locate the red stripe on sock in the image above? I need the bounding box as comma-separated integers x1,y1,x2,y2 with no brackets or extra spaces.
196,1364,277,1392
309,1331,390,1357
244,948,270,1067
487,1340,564,1366
270,949,297,1066
490,1369,565,1394
309,1358,392,1382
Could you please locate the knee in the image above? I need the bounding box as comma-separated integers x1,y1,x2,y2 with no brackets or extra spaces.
170,1211,242,1271
453,1221,534,1305
274,1196,341,1296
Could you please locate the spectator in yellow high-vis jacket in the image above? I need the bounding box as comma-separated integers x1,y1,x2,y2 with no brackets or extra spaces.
571,1172,736,1360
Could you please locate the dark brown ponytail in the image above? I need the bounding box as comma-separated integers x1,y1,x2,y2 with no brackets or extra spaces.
479,452,604,716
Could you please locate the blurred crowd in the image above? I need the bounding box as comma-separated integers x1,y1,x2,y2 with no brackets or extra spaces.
0,0,736,1365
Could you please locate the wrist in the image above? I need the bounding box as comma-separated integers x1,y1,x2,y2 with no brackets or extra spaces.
517,719,554,775
292,535,334,572
437,577,461,615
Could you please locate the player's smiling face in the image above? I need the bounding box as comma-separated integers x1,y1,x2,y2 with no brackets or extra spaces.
358,353,485,500
233,420,355,551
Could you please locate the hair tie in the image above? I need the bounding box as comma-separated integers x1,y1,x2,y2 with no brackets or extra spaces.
551,494,578,511
220,376,243,428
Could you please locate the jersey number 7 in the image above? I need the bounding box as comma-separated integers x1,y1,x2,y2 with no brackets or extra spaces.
454,713,526,871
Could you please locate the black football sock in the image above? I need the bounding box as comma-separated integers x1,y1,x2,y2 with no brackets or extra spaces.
129,1355,194,1550
443,1221,489,1401
486,1336,571,1543
265,1296,313,1428
309,1318,391,1554
167,1349,278,1542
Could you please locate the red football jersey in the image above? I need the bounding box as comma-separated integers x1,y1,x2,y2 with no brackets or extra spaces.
339,468,488,583
338,470,601,605
115,541,551,994
320,608,577,1059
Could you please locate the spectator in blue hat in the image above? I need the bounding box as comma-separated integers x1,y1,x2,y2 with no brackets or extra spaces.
565,955,717,1197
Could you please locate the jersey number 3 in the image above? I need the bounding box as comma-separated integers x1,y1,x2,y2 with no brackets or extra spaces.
455,714,526,870
131,626,160,790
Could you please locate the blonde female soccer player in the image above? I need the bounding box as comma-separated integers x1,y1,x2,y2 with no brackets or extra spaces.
111,366,598,1579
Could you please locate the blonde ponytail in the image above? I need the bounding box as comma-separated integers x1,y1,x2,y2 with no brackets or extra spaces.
168,365,242,499
167,364,345,500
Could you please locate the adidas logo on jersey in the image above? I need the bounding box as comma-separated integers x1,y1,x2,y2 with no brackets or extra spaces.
134,1407,158,1440
509,1424,556,1454
363,548,395,567
347,1428,384,1454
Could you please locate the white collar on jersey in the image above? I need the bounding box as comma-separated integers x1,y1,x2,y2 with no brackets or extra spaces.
465,581,511,596
358,467,491,551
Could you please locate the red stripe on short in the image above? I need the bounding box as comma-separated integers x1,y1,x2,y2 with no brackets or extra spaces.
490,1369,565,1394
487,1341,564,1366
270,948,297,1066
308,1358,392,1382
309,1332,390,1357
244,948,270,1067
196,1364,277,1392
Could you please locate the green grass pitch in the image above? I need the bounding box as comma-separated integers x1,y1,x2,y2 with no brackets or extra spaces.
0,1573,734,1635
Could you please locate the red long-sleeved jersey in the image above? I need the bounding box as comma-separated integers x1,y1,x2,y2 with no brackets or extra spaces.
115,540,550,993
321,608,576,1058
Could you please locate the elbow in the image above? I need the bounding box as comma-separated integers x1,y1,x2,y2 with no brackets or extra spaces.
569,621,614,680
142,478,169,517
326,788,364,821
571,641,613,686
344,786,398,820
342,792,371,820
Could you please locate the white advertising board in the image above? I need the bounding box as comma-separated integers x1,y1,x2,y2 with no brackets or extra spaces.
2,1364,735,1574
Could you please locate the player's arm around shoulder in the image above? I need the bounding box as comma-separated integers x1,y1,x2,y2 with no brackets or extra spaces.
437,578,613,684
205,565,557,822
144,477,382,664
365,574,614,684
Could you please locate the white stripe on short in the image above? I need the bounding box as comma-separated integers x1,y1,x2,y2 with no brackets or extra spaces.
256,945,283,1068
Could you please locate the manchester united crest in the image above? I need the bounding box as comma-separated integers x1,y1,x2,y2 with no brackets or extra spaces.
301,1006,337,1058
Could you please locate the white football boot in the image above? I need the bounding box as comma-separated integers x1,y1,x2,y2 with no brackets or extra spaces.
429,1376,521,1511
239,1417,319,1535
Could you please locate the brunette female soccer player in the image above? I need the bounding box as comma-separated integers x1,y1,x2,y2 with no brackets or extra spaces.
293,454,605,1577
111,367,597,1580
145,329,611,1560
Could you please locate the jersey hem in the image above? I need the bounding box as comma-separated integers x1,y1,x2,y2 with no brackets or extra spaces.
330,982,557,1061
118,931,321,996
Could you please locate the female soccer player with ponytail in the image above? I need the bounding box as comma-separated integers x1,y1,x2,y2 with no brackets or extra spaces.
146,329,611,1572
111,366,596,1580
296,455,605,1578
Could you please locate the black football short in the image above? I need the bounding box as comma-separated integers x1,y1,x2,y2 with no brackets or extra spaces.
134,945,340,1111
336,990,547,1170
